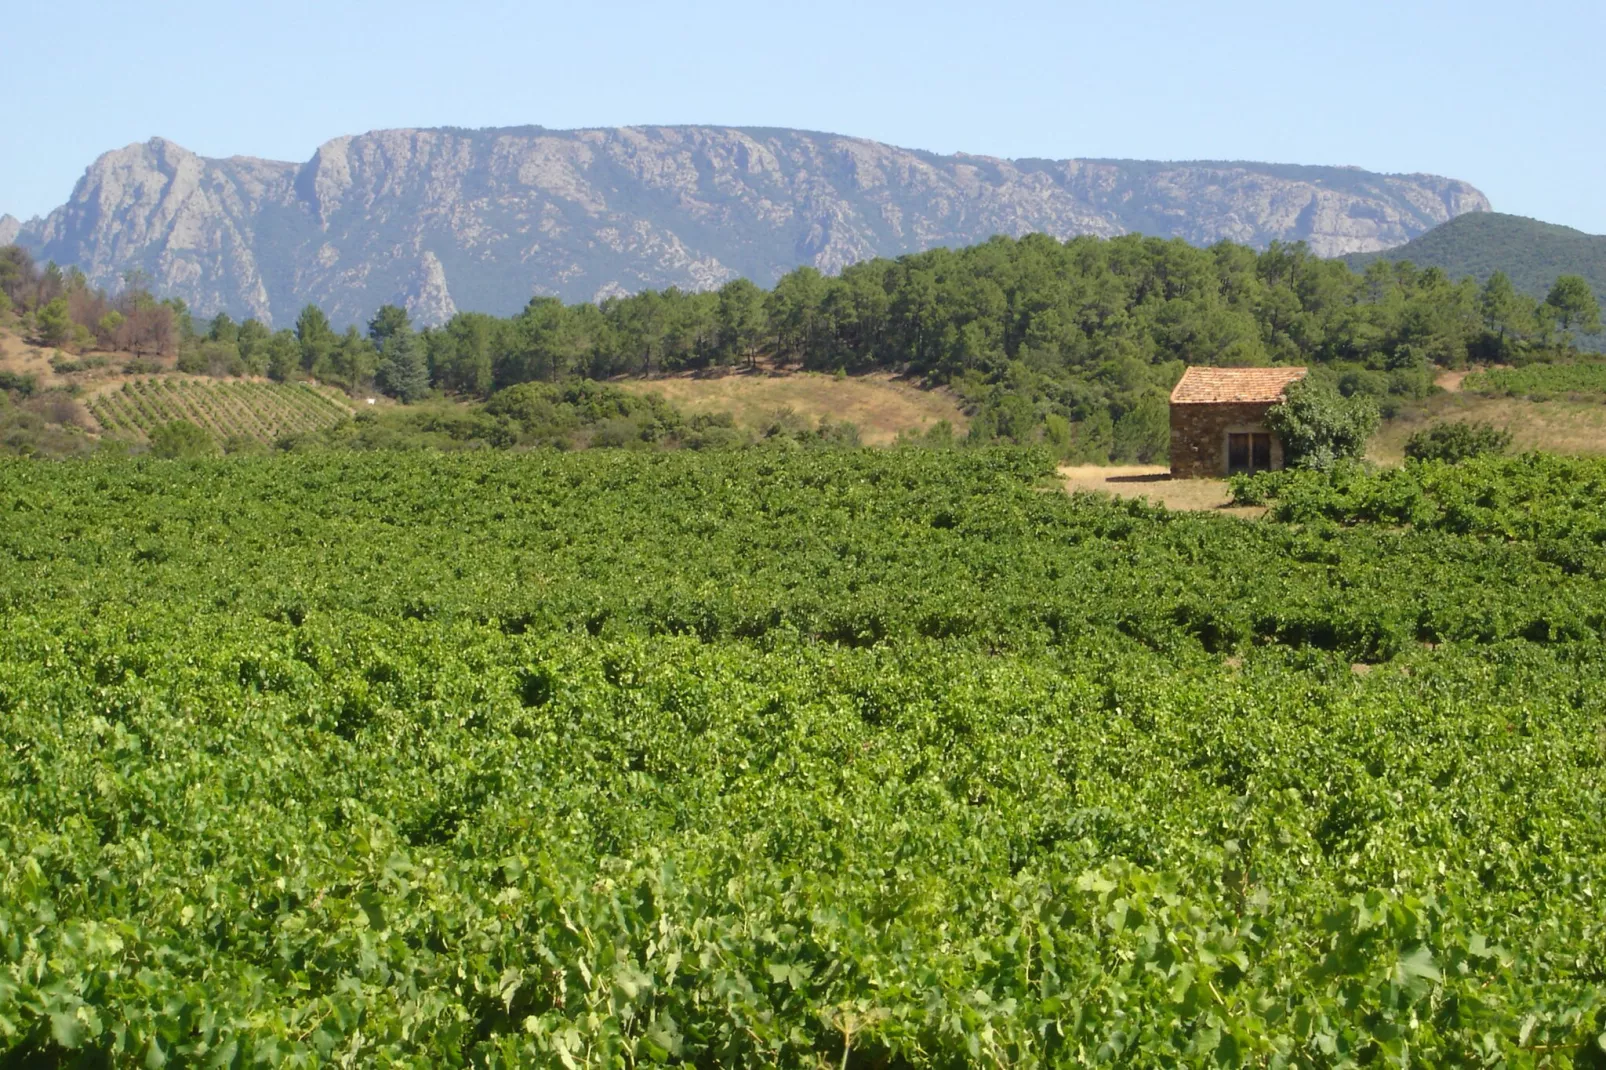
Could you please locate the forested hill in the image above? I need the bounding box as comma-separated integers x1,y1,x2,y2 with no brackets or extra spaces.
11,126,1488,326
1345,212,1606,301
8,232,1599,463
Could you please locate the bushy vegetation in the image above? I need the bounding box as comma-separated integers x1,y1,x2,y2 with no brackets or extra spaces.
146,419,218,459
2,450,1605,1064
1403,420,1513,464
279,380,862,453
0,387,98,458
1265,379,1380,470
0,247,188,359
1231,453,1606,549
1462,359,1606,399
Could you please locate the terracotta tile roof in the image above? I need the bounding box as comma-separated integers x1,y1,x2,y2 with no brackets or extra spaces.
1169,366,1308,404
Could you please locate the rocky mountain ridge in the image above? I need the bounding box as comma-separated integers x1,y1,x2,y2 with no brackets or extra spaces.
11,125,1491,326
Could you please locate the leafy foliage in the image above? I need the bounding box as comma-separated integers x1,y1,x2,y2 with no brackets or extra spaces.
0,390,98,458
1545,275,1603,338
1403,420,1513,464
1232,453,1606,553
1265,379,1380,470
1463,359,1606,399
406,234,1597,456
146,418,218,458
0,247,188,358
1,450,1605,1064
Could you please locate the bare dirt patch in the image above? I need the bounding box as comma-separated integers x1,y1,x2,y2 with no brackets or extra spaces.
617,370,968,445
1059,465,1265,517
1434,369,1471,393
0,329,62,384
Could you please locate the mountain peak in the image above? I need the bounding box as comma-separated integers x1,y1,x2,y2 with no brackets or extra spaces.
0,215,19,246
19,124,1491,327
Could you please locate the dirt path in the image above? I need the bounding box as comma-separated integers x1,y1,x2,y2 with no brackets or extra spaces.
1059,465,1266,517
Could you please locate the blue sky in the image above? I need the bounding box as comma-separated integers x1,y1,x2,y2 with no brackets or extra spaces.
5,0,1603,233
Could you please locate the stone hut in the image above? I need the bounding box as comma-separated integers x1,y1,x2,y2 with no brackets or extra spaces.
1169,366,1308,478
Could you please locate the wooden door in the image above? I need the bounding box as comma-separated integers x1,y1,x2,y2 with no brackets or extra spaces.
1227,432,1273,474
1250,433,1271,471
1227,433,1250,473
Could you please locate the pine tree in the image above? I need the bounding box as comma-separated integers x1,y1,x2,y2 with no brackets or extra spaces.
295,305,335,372
1544,275,1601,345
36,298,72,347
376,327,430,403
368,304,411,348
1477,272,1535,360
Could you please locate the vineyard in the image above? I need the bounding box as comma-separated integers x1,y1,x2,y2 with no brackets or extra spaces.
85,378,353,442
1,450,1604,1066
1463,360,1606,399
1233,453,1606,548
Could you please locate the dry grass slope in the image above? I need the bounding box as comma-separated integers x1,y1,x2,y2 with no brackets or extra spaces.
616,370,968,445
1372,393,1606,464
0,329,60,383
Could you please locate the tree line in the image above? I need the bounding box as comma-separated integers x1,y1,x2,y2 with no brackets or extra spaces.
0,247,188,359
4,234,1600,462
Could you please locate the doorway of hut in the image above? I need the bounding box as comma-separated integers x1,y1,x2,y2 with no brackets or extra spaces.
1227,432,1272,475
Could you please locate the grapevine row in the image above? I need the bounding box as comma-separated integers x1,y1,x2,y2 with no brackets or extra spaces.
86,378,351,443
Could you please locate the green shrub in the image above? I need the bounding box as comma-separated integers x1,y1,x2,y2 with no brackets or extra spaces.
222,434,267,455
1228,468,1293,506
50,354,108,374
1403,420,1513,464
148,419,219,459
1267,378,1380,471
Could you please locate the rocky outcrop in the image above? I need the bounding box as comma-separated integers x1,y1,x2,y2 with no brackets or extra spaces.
0,215,19,247
21,139,294,323
402,250,457,325
13,127,1492,326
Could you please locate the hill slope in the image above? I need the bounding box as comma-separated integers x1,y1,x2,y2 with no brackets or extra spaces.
12,127,1489,327
87,379,352,443
1344,211,1606,299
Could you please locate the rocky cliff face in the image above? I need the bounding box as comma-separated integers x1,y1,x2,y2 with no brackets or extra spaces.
14,126,1492,326
0,215,19,247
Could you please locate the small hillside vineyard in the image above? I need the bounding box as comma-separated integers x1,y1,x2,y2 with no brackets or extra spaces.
1228,432,1272,474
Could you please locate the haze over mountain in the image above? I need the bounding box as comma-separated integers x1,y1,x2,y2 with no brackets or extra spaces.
7,125,1491,327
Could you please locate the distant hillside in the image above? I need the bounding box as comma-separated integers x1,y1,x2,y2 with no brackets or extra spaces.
1344,212,1606,300
10,126,1489,326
